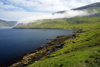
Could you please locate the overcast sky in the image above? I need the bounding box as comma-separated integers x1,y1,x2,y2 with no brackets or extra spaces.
0,0,100,21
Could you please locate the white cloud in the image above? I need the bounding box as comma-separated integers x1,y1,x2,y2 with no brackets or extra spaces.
18,10,96,24
0,0,100,21
0,9,50,21
90,0,100,2
2,0,99,12
5,0,70,11
7,0,38,7
0,2,25,12
1,0,100,11
59,0,100,9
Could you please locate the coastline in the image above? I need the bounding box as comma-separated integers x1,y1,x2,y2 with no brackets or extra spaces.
9,35,75,67
13,28,82,32
13,27,73,30
0,29,81,67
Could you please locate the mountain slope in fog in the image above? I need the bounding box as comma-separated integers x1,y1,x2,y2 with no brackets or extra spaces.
0,19,17,27
73,2,100,10
53,2,100,15
14,2,100,29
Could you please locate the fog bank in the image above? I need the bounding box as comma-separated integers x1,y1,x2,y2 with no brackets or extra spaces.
17,10,98,24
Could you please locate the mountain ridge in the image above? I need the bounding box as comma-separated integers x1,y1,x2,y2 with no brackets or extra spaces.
73,2,100,10
53,2,100,15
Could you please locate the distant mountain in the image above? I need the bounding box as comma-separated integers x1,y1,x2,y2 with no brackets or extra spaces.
0,19,17,27
53,2,100,15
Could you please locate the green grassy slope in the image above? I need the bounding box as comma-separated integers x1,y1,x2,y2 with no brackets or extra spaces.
26,16,100,67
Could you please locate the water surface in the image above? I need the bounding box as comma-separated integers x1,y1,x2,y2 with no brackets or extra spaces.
0,28,75,64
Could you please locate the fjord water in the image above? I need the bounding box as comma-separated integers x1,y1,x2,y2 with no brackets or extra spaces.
0,28,75,64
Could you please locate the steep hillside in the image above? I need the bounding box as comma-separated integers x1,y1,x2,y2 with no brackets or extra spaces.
0,19,17,27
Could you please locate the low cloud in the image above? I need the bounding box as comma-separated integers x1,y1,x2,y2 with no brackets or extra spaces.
17,10,97,24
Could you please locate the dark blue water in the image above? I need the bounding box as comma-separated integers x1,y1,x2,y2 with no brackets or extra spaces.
0,28,75,64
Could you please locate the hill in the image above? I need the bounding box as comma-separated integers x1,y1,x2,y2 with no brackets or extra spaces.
73,2,100,10
9,2,100,67
53,2,100,15
10,14,100,67
0,19,17,27
14,2,100,29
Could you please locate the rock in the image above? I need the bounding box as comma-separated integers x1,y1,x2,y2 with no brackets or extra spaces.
76,29,82,33
55,44,64,48
72,34,76,38
60,44,64,47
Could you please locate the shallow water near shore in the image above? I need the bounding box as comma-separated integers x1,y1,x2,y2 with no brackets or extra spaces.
0,28,75,64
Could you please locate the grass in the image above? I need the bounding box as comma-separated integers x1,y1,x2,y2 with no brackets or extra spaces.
27,47,100,67
25,15,100,67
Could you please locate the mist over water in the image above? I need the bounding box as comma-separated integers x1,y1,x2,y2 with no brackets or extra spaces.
16,10,98,25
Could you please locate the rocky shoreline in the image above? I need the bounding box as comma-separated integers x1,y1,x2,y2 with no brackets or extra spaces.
1,29,82,67
9,35,77,67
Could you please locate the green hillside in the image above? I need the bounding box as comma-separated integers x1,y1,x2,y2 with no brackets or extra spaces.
53,2,100,14
73,2,100,10
10,15,100,67
14,16,100,30
11,2,100,67
25,15,100,67
14,9,100,29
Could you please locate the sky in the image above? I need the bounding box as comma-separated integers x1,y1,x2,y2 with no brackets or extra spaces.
0,0,100,21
